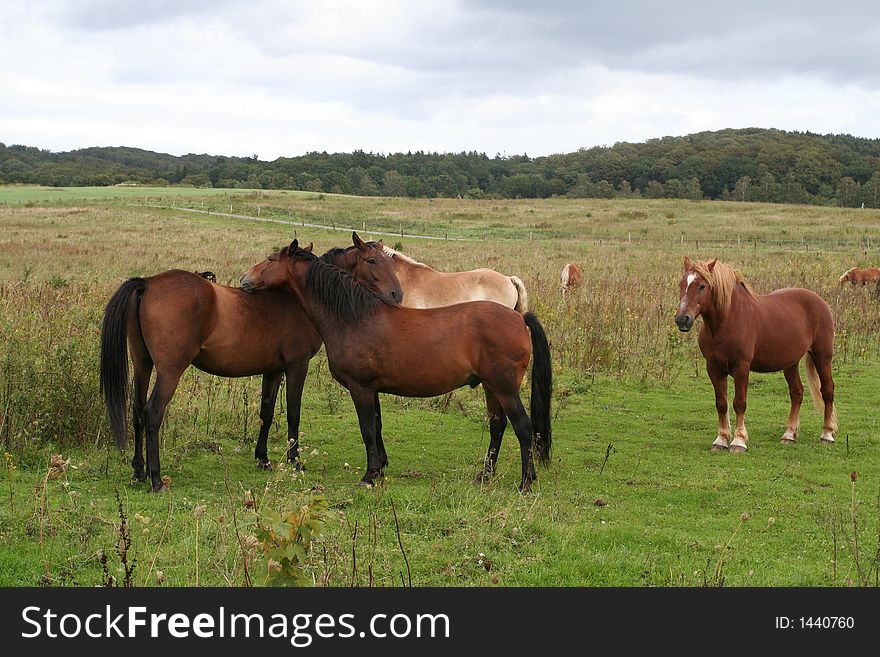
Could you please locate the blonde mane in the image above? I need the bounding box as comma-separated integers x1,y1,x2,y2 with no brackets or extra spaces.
691,259,756,314
382,245,435,270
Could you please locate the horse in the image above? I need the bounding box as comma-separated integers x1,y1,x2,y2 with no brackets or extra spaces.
560,263,582,297
195,271,217,283
674,257,837,453
240,240,552,492
838,267,880,286
381,245,528,312
100,233,402,492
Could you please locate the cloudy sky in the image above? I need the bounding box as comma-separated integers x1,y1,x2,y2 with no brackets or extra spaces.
2,0,880,160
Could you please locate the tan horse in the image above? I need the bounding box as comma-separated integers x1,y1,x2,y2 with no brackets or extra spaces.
839,267,880,286
560,263,582,296
382,246,528,312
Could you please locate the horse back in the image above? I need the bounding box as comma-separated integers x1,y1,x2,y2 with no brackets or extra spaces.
751,288,834,370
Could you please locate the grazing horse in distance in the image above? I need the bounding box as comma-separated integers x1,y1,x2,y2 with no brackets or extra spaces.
100,233,401,492
839,267,880,286
240,240,552,492
675,256,836,453
560,263,582,296
381,245,528,312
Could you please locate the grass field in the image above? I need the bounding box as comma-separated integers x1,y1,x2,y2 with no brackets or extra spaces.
1,186,879,587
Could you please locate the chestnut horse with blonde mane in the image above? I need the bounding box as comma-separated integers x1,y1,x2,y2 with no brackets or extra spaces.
560,263,582,296
675,257,837,453
100,234,401,492
839,267,880,286
382,245,528,312
241,240,552,492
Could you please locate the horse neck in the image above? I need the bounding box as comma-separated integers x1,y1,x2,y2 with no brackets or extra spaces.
701,283,754,336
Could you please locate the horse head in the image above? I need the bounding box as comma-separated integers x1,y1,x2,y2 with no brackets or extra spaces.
240,241,314,293
348,232,402,303
675,256,716,332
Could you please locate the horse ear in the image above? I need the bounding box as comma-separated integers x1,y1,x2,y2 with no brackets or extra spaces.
289,239,298,255
303,242,313,253
683,256,692,270
352,232,366,250
706,258,717,272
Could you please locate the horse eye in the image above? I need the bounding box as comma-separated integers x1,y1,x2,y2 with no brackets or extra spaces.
698,284,706,291
367,257,376,264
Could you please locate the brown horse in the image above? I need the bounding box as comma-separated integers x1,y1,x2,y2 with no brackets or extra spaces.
100,233,401,492
560,263,582,296
240,240,552,492
674,257,837,453
381,245,528,312
839,267,880,286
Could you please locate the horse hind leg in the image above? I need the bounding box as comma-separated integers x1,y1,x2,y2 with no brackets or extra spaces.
474,387,507,485
143,367,187,492
806,352,836,443
131,358,152,482
781,364,803,444
495,391,536,492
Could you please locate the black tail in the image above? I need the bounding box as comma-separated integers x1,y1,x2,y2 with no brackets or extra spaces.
100,278,146,451
524,312,552,466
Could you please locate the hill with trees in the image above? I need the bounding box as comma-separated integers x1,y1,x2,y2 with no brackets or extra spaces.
2,128,879,207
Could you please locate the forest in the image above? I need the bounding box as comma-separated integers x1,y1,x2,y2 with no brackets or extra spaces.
2,127,880,207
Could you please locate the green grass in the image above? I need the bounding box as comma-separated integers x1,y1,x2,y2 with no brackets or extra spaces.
1,185,879,587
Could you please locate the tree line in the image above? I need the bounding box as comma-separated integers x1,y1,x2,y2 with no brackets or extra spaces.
2,128,880,207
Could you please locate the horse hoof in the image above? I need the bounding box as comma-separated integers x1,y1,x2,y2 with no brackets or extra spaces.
729,445,747,454
780,438,796,445
134,473,149,483
710,444,728,452
518,482,533,494
356,480,375,489
150,484,168,493
257,460,272,471
820,435,835,444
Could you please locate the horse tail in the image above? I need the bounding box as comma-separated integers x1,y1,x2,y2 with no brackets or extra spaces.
100,278,146,451
804,352,837,429
510,276,529,313
524,312,552,466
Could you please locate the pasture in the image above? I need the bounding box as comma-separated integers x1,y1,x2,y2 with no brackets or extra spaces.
1,187,879,587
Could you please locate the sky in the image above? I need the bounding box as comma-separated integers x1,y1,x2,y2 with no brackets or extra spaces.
2,0,880,160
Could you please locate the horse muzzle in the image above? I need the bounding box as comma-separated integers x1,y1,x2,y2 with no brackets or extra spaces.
675,314,694,332
239,277,255,293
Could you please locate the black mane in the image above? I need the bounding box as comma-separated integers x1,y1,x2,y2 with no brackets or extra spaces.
300,250,392,325
319,247,347,264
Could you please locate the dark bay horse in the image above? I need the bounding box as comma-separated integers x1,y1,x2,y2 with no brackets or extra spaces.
675,257,837,452
100,233,401,492
240,240,552,492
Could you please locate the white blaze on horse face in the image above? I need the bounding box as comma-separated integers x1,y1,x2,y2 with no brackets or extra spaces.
679,273,697,313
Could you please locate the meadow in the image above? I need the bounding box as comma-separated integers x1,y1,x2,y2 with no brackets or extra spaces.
1,186,879,587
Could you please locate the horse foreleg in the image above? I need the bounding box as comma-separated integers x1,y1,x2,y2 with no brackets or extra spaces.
707,364,730,451
474,387,507,485
781,364,803,444
255,372,283,469
730,365,750,453
373,392,388,472
349,386,383,487
284,360,309,465
144,368,185,492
